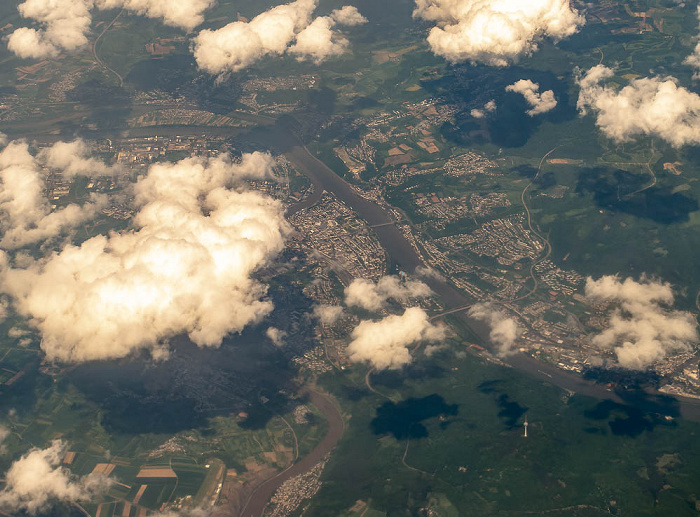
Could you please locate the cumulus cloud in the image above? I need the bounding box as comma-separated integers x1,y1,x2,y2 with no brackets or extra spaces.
0,140,107,249
312,304,344,325
192,0,366,75
506,79,557,115
266,327,287,347
0,440,111,514
330,6,368,26
471,99,496,119
468,303,520,356
585,276,698,370
345,275,433,312
0,152,290,363
289,16,349,64
576,65,700,148
684,6,700,79
347,307,445,370
38,139,118,179
7,0,214,58
96,0,215,30
413,0,584,66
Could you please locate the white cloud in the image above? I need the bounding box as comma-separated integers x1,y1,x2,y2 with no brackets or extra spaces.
505,79,557,115
413,0,584,66
576,65,700,148
415,265,446,281
192,0,366,75
0,152,290,363
345,275,433,311
266,327,287,347
95,0,215,31
471,99,497,118
585,276,699,370
8,0,92,58
684,6,700,79
37,139,118,179
468,303,520,356
330,6,368,26
0,141,107,249
0,440,111,514
347,307,445,370
7,0,214,58
289,16,349,64
312,304,344,325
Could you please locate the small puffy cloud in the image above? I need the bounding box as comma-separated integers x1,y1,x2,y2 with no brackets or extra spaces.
576,65,700,148
415,265,446,281
585,276,698,370
0,440,111,514
312,304,344,325
684,6,700,79
345,275,433,311
505,79,557,115
471,99,497,119
7,0,214,58
413,0,584,66
289,16,349,64
331,6,368,26
347,307,445,370
0,140,107,249
192,0,365,75
0,152,290,363
266,327,287,347
468,303,520,356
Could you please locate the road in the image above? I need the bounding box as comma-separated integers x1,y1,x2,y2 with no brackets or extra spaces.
514,147,557,301
92,10,125,87
238,389,344,517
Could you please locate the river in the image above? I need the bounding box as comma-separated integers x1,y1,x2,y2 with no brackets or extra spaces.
238,389,344,517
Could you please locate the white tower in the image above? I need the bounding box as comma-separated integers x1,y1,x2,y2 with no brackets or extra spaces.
523,417,528,438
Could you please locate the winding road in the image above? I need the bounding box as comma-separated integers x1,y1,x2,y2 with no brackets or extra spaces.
514,147,557,301
92,10,125,87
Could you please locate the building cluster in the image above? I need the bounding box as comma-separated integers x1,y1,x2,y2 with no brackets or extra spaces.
436,215,544,266
113,135,227,165
444,151,499,177
334,140,377,178
242,75,319,93
534,259,584,296
412,191,511,226
131,108,245,128
289,193,387,283
265,456,329,517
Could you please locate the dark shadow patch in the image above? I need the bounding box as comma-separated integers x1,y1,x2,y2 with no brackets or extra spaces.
371,394,458,440
67,79,133,130
126,54,197,92
496,394,528,428
308,87,336,115
477,380,528,428
341,385,370,402
422,65,578,149
350,96,379,111
477,379,501,394
576,167,699,224
583,394,678,437
513,165,538,179
70,328,303,435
